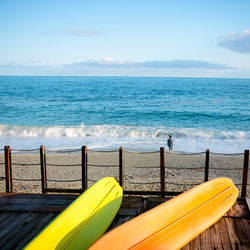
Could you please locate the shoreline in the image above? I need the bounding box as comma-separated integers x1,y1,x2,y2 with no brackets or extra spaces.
0,151,248,196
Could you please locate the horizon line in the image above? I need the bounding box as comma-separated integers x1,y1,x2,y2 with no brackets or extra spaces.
0,75,250,80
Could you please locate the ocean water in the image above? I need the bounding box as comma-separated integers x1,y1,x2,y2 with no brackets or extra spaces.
0,76,249,153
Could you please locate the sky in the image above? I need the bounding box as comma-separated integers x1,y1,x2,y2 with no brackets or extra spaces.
0,0,250,77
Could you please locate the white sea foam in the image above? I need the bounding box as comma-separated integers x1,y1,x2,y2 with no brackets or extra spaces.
0,124,249,139
0,124,249,153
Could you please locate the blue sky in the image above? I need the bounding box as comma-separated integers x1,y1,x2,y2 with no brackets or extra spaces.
0,0,250,77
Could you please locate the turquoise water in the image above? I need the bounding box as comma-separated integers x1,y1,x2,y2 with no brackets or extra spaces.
0,76,249,152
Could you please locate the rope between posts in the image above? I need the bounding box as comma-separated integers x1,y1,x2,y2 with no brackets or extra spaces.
210,152,244,156
88,164,119,167
166,152,206,156
11,148,40,152
127,181,160,185
209,167,243,170
13,178,41,182
88,149,119,153
47,178,82,182
46,163,81,167
12,178,82,182
165,181,203,186
12,163,40,166
0,177,5,180
124,150,159,154
126,166,159,169
168,167,204,170
87,179,99,182
46,149,81,153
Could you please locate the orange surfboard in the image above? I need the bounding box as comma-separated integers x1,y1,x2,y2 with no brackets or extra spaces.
90,178,238,249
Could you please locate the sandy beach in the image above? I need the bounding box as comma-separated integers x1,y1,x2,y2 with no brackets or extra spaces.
0,150,248,196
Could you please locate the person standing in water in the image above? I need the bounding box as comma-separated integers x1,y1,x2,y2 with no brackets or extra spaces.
167,135,174,152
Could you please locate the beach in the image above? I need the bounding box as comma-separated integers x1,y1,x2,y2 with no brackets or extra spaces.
0,150,248,196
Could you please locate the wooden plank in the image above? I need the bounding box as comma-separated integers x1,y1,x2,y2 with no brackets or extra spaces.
0,197,74,206
0,193,78,200
124,190,181,196
4,212,45,249
118,208,138,216
120,200,143,209
0,196,71,203
0,212,17,225
238,202,250,218
217,218,232,250
233,218,249,246
224,217,241,250
122,196,143,203
189,234,201,249
199,228,211,250
108,215,135,230
10,212,58,249
0,213,17,232
0,194,76,211
0,204,69,212
147,197,169,203
0,212,13,224
137,198,148,215
145,197,168,212
0,212,32,241
242,218,250,241
45,188,83,193
0,197,8,206
0,212,40,248
208,224,222,249
227,203,246,218
0,195,247,249
209,223,223,249
181,243,190,250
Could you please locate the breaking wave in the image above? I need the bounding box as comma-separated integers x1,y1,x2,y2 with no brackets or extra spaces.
0,124,249,140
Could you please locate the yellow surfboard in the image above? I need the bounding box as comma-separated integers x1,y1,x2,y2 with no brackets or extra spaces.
25,177,123,250
90,177,238,250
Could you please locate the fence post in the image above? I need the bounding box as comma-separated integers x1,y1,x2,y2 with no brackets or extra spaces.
40,145,47,194
160,147,165,196
82,146,88,190
205,148,210,182
119,146,124,188
4,146,12,193
241,149,249,198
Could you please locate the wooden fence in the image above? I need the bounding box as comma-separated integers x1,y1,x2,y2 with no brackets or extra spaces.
1,146,249,198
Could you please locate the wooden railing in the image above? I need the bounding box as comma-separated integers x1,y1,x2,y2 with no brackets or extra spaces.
1,146,249,198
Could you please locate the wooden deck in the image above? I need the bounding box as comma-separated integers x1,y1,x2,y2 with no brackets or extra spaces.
0,193,249,249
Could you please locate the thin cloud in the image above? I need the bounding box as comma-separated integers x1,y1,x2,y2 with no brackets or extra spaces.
65,58,233,69
0,58,235,76
44,28,100,37
136,60,232,69
218,30,250,53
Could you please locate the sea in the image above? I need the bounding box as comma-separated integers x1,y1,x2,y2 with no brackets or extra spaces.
0,76,249,153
